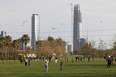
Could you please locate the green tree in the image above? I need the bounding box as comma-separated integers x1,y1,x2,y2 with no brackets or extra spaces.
12,39,21,60
81,43,91,56
5,36,12,60
21,34,30,50
36,40,42,50
5,36,12,47
0,37,6,61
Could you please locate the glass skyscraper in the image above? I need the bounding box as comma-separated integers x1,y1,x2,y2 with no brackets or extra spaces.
31,14,40,50
73,4,83,51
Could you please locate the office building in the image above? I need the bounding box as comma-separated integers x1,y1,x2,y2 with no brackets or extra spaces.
0,31,6,37
31,14,40,50
66,44,72,53
19,37,25,50
73,4,85,51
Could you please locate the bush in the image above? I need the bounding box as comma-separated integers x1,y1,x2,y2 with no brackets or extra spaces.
19,54,25,63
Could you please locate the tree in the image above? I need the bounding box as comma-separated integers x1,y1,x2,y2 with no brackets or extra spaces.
55,38,66,56
54,45,63,56
47,36,55,50
103,49,112,57
21,34,30,50
56,38,63,46
5,36,12,47
38,41,53,57
36,37,66,56
81,43,91,56
36,40,42,50
110,34,116,50
0,37,6,60
5,36,12,60
12,39,21,60
98,38,107,50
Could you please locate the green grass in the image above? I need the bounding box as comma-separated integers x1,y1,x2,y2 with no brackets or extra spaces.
0,58,116,77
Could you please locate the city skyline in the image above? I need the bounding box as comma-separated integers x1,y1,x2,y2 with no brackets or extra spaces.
0,0,116,48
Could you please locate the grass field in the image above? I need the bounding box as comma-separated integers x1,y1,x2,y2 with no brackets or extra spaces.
0,58,116,77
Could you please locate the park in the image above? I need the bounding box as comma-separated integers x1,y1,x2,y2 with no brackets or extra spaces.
0,57,116,77
0,36,116,77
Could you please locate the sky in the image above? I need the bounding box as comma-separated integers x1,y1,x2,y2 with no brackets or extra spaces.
0,0,116,48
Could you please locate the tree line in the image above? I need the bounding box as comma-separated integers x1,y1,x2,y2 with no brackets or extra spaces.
0,34,66,61
0,34,116,61
74,38,116,60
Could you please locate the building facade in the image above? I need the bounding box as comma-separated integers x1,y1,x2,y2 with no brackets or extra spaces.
19,37,25,50
66,44,72,53
31,14,40,50
0,31,6,37
73,4,83,51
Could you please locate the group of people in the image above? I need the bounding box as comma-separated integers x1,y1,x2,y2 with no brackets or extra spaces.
23,55,114,73
44,58,63,72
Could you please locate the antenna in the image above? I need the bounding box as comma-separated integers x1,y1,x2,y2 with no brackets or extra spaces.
71,3,73,52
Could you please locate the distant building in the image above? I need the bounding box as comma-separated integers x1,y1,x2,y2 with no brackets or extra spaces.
66,44,72,53
73,4,86,51
0,31,6,37
31,14,40,50
79,38,87,48
19,38,25,50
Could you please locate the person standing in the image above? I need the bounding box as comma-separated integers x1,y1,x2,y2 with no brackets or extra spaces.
75,57,77,61
107,57,111,68
44,58,49,72
88,56,90,62
25,58,28,66
72,58,74,62
55,57,58,63
60,61,63,71
67,57,68,61
28,59,30,66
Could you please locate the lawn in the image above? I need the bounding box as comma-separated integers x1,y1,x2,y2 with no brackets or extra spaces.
0,58,116,77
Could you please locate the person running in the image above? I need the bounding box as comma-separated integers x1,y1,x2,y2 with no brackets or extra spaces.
44,58,49,72
60,61,63,71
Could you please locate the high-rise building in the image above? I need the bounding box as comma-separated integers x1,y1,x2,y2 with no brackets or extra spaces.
0,31,6,37
31,14,40,50
73,4,83,51
19,37,25,50
66,44,72,53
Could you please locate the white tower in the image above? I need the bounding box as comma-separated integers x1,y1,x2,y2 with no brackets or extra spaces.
31,14,40,50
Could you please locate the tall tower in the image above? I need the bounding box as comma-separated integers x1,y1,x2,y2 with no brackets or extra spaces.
31,14,40,50
73,4,82,51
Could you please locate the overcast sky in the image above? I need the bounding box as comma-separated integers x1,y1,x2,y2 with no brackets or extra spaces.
0,0,116,48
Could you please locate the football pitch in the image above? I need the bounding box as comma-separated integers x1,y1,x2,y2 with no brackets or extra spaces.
0,58,116,77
